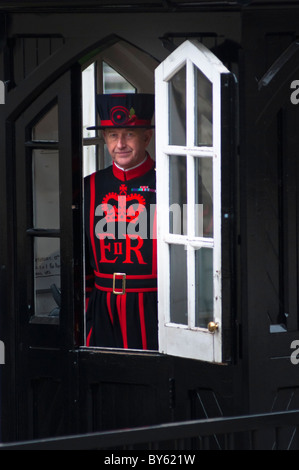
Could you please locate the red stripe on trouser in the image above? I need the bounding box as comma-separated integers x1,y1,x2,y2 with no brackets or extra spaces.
89,173,99,272
86,327,93,347
138,293,147,350
116,294,128,349
106,292,113,324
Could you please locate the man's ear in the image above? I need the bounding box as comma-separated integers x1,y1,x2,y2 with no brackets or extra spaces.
102,130,107,143
144,129,153,146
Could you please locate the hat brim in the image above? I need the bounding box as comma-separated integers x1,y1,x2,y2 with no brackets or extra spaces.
87,125,155,130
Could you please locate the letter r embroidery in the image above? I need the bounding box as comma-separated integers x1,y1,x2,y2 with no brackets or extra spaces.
123,235,147,265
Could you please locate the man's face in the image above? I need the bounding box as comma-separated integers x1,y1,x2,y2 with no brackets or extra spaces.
103,128,153,170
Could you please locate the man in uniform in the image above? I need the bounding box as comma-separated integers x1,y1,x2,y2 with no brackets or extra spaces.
84,93,158,350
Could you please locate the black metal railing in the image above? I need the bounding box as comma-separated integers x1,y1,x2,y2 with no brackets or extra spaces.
1,410,299,450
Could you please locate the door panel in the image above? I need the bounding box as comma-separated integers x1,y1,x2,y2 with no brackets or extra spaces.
14,67,83,439
155,40,236,363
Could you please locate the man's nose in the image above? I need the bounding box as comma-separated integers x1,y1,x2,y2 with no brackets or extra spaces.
116,135,127,147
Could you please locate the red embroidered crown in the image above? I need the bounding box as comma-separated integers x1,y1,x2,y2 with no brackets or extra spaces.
101,184,146,223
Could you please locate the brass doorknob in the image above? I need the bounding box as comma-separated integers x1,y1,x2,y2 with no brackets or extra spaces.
207,321,219,333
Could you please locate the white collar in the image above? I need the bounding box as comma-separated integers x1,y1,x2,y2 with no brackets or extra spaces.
114,155,148,172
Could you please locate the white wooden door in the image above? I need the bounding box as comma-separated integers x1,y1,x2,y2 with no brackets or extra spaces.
155,40,234,363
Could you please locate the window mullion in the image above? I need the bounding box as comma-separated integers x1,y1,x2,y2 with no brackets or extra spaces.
188,245,196,329
187,154,196,328
161,152,171,324
211,73,222,338
187,153,195,238
186,59,194,148
186,59,196,329
156,64,170,329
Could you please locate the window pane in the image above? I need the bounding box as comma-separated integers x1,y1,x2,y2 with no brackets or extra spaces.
83,145,97,177
32,104,58,141
195,247,213,328
195,158,213,238
32,149,60,229
170,244,187,325
103,61,136,94
104,144,113,168
82,63,96,138
169,155,187,235
34,237,61,317
195,67,213,146
169,65,186,146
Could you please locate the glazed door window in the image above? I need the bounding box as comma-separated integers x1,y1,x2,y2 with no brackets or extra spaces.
82,60,136,176
81,40,157,178
29,104,61,319
15,69,82,348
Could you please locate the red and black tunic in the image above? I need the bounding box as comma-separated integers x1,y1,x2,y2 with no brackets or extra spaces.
84,156,158,350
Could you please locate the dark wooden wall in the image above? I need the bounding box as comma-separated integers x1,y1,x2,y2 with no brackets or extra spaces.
240,9,299,416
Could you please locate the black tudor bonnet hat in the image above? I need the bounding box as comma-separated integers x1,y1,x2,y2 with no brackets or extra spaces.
87,93,155,130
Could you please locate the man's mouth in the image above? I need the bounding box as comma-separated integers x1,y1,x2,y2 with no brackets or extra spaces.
116,151,131,157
